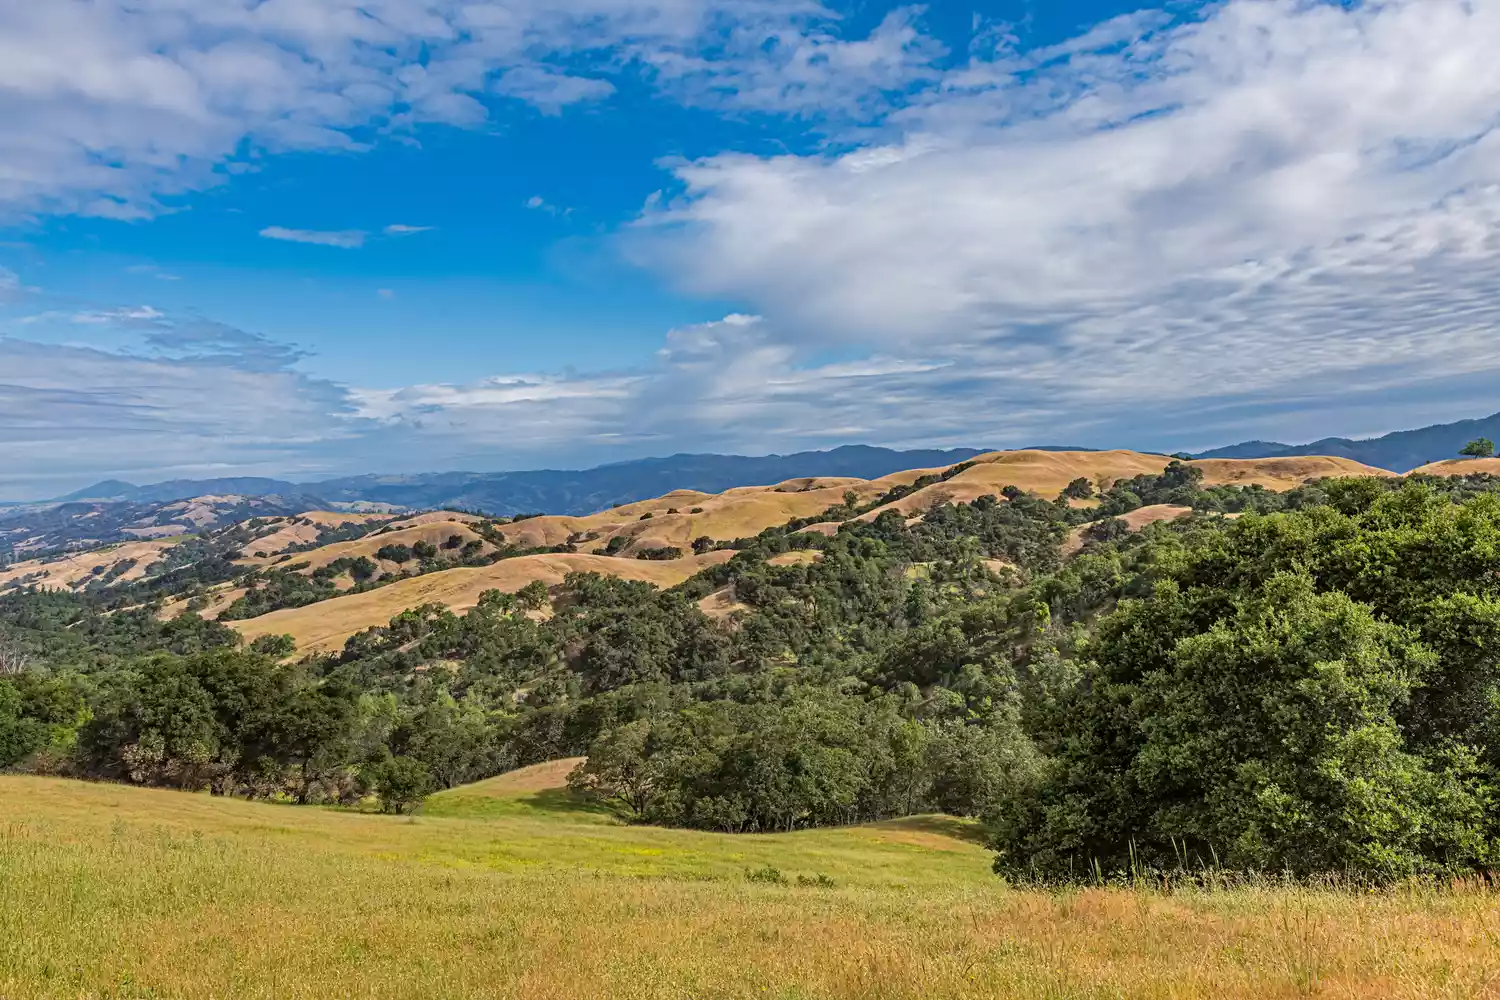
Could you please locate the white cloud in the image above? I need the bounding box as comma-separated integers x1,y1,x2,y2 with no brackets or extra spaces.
383,224,432,236
125,264,183,281
637,0,1500,430
0,0,943,220
0,327,358,497
492,67,614,114
71,305,166,324
259,226,367,248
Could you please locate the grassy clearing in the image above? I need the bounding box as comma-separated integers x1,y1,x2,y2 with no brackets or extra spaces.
3,773,1500,999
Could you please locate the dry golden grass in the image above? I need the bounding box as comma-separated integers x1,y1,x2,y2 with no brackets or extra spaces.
240,512,392,557
233,550,735,652
497,481,892,558
453,757,587,795
385,510,488,530
1062,504,1196,556
1190,456,1397,488
767,550,824,567
857,451,1172,518
158,585,248,622
5,773,1500,1000
1410,458,1500,477
698,585,752,619
240,520,492,575
0,537,183,591
856,452,1402,522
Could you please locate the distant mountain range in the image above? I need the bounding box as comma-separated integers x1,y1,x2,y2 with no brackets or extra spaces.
53,445,990,517
1195,411,1500,472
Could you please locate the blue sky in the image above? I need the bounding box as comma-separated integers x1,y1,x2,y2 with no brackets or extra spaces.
3,0,1500,498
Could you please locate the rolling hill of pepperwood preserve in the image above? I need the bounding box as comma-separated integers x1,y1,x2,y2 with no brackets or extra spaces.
10,424,1500,997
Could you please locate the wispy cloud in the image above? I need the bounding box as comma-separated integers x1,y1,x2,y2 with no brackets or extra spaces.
383,225,433,236
524,195,569,216
126,264,182,281
259,227,367,249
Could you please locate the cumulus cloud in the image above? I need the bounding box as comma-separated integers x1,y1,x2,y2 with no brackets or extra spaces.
0,0,943,219
259,226,367,248
638,0,1500,436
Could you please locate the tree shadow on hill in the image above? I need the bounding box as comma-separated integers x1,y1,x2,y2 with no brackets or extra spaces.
522,786,620,820
876,814,990,846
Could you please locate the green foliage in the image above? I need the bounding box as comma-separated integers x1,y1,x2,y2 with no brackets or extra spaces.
367,754,434,814
0,673,88,769
1461,438,1495,458
991,483,1500,881
635,546,684,561
248,634,297,659
376,544,413,565
1061,477,1094,500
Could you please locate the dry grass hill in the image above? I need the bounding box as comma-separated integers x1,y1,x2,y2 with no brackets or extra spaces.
1062,504,1197,556
1410,457,1500,477
1191,456,1395,487
17,449,1484,651
238,511,390,557
0,537,185,592
234,550,735,652
243,521,495,577
221,451,1413,652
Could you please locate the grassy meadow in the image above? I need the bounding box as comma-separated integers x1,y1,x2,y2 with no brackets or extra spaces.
3,769,1500,999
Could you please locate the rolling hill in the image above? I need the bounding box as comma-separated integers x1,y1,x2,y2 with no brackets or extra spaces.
233,550,736,652
214,449,1417,652
16,445,1492,655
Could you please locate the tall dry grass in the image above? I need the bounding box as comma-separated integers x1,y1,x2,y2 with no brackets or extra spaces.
3,775,1499,999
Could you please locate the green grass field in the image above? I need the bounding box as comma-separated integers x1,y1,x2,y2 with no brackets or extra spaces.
4,767,1500,999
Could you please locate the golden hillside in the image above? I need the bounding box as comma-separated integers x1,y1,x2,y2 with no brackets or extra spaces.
858,450,1174,519
1408,457,1500,477
242,521,495,577
1061,504,1196,556
0,537,183,592
494,477,897,556
1190,456,1396,488
240,512,391,557
233,550,735,652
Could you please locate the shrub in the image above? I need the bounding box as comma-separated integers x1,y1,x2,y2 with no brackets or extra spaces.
376,544,413,565
367,755,434,815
